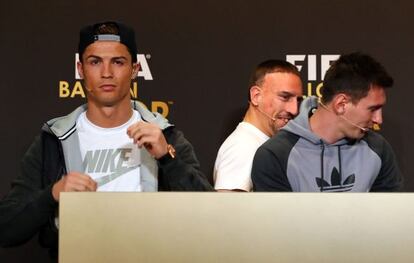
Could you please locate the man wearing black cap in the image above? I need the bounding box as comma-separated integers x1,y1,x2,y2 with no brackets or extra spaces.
0,21,212,260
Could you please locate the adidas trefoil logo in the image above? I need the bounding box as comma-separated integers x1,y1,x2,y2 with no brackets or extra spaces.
315,167,355,192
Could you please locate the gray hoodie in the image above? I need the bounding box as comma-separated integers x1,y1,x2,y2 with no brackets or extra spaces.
251,96,402,192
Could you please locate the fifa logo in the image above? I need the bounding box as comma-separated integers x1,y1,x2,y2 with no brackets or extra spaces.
286,54,340,98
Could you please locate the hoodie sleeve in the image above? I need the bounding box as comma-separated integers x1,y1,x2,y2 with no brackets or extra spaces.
157,127,213,191
251,144,293,192
368,133,403,192
0,135,58,247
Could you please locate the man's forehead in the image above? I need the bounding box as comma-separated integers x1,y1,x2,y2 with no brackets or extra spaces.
263,71,301,84
359,86,387,106
83,41,131,57
368,85,386,98
262,72,302,92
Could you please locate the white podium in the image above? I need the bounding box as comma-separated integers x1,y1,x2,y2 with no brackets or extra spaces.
59,193,414,263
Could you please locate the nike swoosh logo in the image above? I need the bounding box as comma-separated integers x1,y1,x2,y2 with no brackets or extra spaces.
95,165,140,187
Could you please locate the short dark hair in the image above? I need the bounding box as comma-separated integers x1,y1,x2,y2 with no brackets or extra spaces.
78,21,138,63
321,52,393,104
248,60,300,101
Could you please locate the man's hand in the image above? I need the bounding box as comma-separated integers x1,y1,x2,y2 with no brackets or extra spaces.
52,172,97,201
127,121,169,159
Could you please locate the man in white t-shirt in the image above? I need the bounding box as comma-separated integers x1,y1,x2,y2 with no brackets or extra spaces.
214,60,303,191
0,21,212,260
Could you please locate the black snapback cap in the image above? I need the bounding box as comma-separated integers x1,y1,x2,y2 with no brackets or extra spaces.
78,21,137,62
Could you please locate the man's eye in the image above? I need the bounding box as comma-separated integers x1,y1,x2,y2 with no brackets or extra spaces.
114,60,125,65
279,95,290,101
370,107,381,112
89,60,100,65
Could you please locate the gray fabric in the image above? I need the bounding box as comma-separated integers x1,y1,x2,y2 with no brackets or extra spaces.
94,34,121,42
61,132,84,173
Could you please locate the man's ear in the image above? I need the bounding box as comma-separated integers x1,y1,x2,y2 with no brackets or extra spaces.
332,93,349,115
131,63,140,79
250,85,262,106
77,61,84,79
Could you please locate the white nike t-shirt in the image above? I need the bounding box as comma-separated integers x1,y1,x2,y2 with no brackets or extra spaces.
76,110,142,192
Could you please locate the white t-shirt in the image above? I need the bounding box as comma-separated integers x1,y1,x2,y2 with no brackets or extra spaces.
213,122,269,191
77,110,142,192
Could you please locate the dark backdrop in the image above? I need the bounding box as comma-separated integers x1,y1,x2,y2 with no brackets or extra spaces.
1,1,413,261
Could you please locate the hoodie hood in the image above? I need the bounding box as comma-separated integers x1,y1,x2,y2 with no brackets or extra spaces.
42,100,173,139
282,96,350,146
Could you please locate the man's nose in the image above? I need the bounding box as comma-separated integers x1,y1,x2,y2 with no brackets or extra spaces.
287,98,299,116
101,62,113,78
372,109,383,125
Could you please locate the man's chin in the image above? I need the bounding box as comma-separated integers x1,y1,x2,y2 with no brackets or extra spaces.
96,98,117,107
274,121,288,132
89,94,130,107
349,129,366,140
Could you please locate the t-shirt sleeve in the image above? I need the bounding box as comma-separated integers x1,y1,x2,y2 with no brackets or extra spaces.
213,142,256,191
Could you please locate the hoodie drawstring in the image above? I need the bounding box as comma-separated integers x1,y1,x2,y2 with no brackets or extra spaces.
319,143,343,192
337,145,342,185
320,141,325,192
